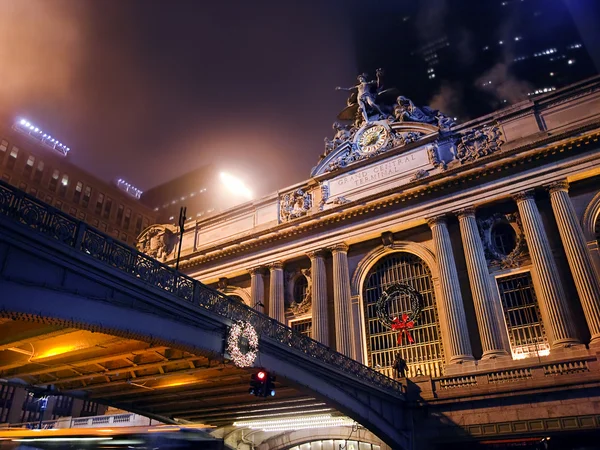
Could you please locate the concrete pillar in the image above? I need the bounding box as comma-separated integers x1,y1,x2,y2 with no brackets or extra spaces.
548,181,600,345
513,190,580,347
249,267,265,314
428,216,474,363
308,249,329,346
330,243,355,358
70,398,85,418
7,387,27,424
457,208,510,358
268,261,285,323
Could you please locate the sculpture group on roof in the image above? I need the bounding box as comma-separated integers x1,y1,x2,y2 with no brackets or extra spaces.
323,69,456,157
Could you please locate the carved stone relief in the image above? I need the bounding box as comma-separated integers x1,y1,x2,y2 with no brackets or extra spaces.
280,189,312,222
478,212,528,269
136,225,178,262
456,125,504,164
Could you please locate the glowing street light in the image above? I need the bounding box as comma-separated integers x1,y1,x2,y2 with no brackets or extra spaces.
220,172,253,200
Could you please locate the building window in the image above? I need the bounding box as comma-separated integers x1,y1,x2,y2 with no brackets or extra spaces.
116,204,124,224
134,214,142,234
48,169,60,192
491,222,517,256
142,217,149,230
78,212,86,220
103,197,113,219
45,195,53,204
29,187,38,197
0,139,7,153
73,181,83,203
497,272,549,360
55,200,63,210
1,173,9,182
95,193,105,215
7,146,18,169
92,219,99,227
121,233,128,241
33,161,45,183
23,155,35,177
80,400,99,417
363,252,444,378
58,174,69,197
82,186,92,208
0,385,15,423
69,207,77,216
123,208,132,229
293,276,309,303
100,222,107,232
18,182,27,191
290,317,312,337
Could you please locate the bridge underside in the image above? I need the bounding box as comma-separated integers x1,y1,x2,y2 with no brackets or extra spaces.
0,317,335,426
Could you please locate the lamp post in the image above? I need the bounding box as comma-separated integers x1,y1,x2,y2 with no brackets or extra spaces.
175,206,186,272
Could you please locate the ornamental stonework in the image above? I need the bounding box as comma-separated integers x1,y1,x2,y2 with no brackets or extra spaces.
478,212,528,269
455,124,504,164
279,189,312,222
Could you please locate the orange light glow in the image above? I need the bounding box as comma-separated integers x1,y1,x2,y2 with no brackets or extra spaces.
33,345,79,360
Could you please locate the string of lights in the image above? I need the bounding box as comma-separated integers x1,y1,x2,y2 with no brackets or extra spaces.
234,414,355,432
15,118,71,156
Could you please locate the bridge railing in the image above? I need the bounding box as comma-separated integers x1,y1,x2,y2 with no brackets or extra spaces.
0,180,402,395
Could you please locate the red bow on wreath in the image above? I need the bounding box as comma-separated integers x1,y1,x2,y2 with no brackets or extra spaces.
391,314,415,345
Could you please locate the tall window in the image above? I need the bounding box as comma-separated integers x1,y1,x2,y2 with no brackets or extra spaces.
82,186,92,208
33,161,44,183
497,272,549,359
58,174,69,197
363,252,444,378
123,208,132,229
48,169,60,192
116,204,124,224
7,146,18,169
95,193,105,215
293,276,308,303
23,155,35,177
103,197,113,219
73,181,83,203
0,139,7,154
134,214,143,234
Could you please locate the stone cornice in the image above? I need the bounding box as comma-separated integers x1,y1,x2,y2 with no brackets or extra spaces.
176,122,600,271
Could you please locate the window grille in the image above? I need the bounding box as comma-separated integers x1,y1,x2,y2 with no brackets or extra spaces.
290,317,312,337
497,272,549,359
363,252,444,378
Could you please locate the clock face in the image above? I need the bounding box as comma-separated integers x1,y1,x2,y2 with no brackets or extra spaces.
358,124,388,153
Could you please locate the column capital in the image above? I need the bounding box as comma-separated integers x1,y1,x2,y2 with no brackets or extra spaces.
248,266,265,275
307,249,327,259
268,261,284,270
547,180,570,194
455,207,476,219
512,189,535,203
329,243,349,254
427,215,447,228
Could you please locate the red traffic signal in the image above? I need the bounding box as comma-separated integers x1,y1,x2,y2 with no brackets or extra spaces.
257,371,266,380
249,370,276,397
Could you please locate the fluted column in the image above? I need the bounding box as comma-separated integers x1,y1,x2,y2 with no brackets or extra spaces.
548,181,600,345
308,249,329,346
268,261,286,323
457,208,510,358
513,190,579,347
428,216,474,363
330,243,355,358
249,267,265,314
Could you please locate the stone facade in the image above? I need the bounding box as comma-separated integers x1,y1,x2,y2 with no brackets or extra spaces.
150,77,600,448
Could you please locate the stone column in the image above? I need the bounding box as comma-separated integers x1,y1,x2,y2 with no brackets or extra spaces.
428,216,474,363
268,261,286,323
308,249,329,346
330,243,355,358
548,181,600,345
249,267,265,314
457,208,510,358
513,190,579,347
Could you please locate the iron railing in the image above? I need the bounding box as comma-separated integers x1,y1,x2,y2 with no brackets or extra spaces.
0,180,403,395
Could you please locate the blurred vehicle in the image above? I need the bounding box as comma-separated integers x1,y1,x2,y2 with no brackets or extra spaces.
0,425,224,449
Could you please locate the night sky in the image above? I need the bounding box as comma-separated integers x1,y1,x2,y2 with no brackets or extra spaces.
1,0,598,198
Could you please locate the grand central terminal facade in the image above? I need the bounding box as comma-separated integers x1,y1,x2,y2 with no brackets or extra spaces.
141,74,600,448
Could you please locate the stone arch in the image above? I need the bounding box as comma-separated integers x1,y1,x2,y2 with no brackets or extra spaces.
582,190,600,242
258,426,390,450
351,241,438,297
219,286,251,306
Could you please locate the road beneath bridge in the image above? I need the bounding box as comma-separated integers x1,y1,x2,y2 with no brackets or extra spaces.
0,180,410,449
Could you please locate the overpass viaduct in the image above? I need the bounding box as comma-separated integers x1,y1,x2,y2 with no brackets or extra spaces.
0,181,409,449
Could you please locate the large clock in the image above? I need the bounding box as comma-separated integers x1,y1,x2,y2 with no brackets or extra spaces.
357,124,389,153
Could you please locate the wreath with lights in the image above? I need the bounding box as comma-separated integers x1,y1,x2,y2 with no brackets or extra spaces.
227,321,259,367
376,284,423,345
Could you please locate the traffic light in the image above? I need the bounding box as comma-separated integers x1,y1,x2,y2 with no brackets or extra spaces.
249,370,276,397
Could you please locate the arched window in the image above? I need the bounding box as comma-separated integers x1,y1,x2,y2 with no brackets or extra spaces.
362,252,444,378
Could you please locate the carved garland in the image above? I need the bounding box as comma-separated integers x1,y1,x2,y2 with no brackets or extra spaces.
227,321,259,368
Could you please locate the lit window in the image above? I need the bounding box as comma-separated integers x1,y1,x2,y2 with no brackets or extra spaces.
23,155,35,177
123,208,132,229
82,186,92,208
116,204,124,224
0,139,7,153
58,174,69,197
26,155,35,166
48,169,60,192
95,193,105,215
